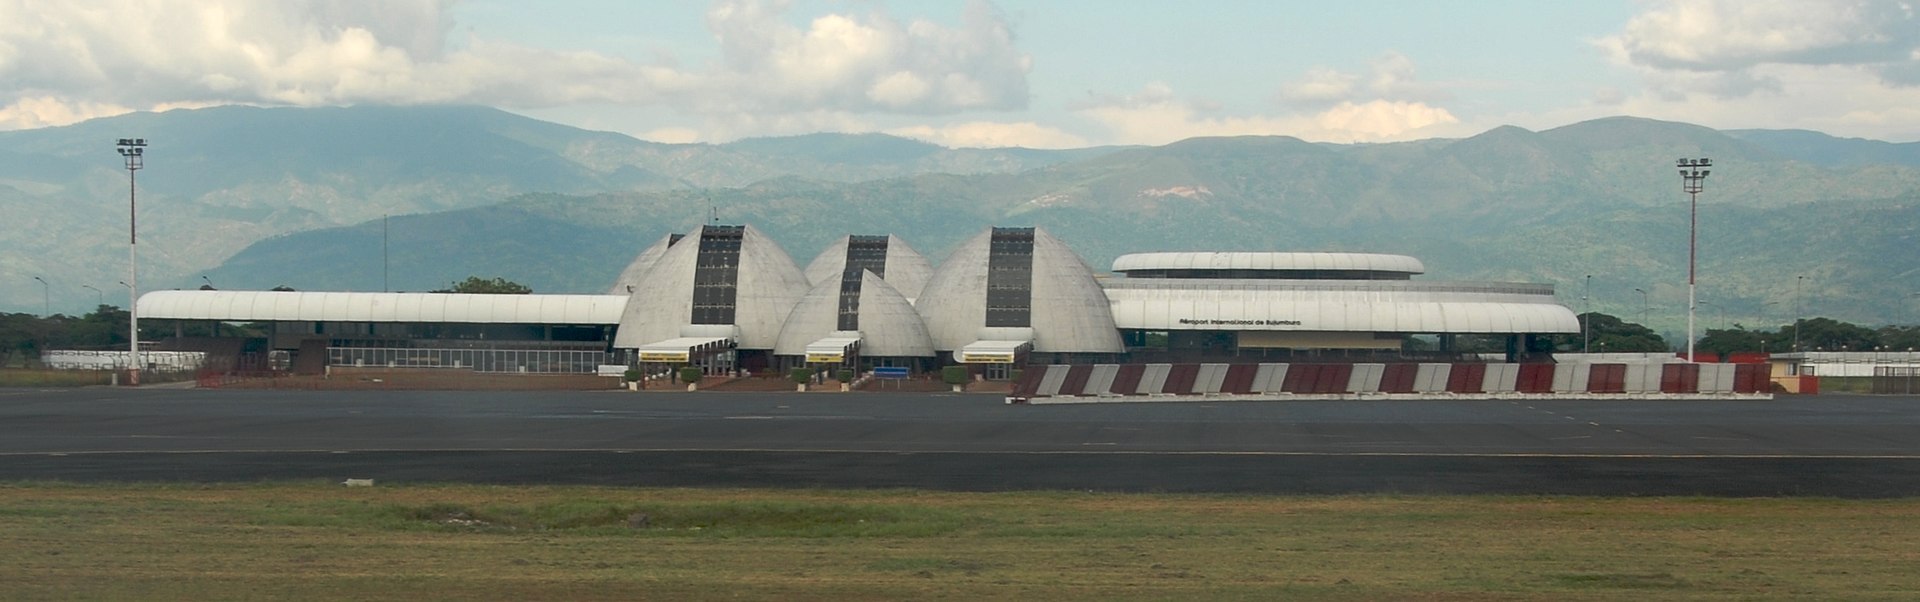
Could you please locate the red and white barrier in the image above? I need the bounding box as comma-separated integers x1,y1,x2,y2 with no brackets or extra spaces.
1009,361,1774,403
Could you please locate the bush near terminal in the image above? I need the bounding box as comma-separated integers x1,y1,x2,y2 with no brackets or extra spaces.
1,482,1915,601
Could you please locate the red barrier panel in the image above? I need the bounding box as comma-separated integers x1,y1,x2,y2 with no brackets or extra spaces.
1110,364,1145,395
1799,375,1820,395
1446,364,1487,393
1282,364,1311,393
1010,367,1050,398
1222,364,1259,394
1726,352,1769,364
1161,364,1200,394
1319,364,1354,394
1660,363,1701,393
1731,364,1766,393
1516,364,1554,393
1059,365,1093,397
1588,364,1626,393
1380,364,1418,393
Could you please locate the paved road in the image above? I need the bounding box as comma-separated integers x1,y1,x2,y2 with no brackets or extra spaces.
4,388,1920,496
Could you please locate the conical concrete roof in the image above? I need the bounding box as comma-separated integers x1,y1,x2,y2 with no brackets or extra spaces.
611,224,810,350
915,226,1123,353
774,270,934,357
801,234,934,301
605,233,680,295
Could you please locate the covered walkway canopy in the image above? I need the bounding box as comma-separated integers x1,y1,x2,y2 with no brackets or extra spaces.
958,339,1031,364
804,335,861,364
634,336,734,363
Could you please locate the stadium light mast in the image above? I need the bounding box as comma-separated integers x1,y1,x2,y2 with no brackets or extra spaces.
1677,157,1711,363
117,138,146,385
32,276,48,316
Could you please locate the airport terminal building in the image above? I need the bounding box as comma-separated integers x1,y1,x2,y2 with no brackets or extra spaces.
136,225,1580,377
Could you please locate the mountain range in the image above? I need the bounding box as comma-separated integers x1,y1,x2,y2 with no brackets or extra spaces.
0,105,1109,314
4,105,1920,337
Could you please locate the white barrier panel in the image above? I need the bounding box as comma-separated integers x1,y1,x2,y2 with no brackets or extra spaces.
1138,364,1171,394
1414,363,1452,393
1085,364,1119,395
1036,365,1071,396
1348,363,1385,393
1252,363,1288,393
1483,363,1520,393
1182,362,1213,394
1551,363,1575,393
1622,364,1653,393
1700,364,1736,394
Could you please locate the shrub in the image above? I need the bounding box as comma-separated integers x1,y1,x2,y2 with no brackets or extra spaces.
622,368,642,383
940,365,970,386
678,367,703,384
789,367,814,385
836,369,854,382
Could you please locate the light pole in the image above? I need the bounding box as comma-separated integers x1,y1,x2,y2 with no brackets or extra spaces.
117,138,146,385
1633,287,1650,326
81,285,102,309
1794,275,1805,352
1582,274,1592,353
201,275,215,290
1678,157,1711,362
1699,300,1724,330
32,276,48,316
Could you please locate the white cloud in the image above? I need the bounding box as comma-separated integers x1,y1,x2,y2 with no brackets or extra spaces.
1577,0,1920,140
1603,0,1919,73
1276,51,1450,107
886,121,1087,149
0,0,1032,130
1076,83,1460,145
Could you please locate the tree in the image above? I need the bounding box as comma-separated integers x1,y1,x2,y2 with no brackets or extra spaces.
432,276,531,294
1793,317,1878,351
1547,312,1669,353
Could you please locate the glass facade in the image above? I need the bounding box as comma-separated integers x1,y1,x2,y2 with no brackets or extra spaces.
984,227,1034,328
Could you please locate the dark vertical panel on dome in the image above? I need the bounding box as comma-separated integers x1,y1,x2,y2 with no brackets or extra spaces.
690,226,743,325
836,236,890,332
984,227,1033,328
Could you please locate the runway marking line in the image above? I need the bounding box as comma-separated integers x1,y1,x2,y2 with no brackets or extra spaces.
8,448,1920,460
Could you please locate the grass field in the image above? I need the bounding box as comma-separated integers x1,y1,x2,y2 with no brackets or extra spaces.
2,482,1916,601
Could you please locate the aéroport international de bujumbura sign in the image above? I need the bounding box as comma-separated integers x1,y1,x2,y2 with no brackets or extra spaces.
638,352,690,362
1178,319,1302,326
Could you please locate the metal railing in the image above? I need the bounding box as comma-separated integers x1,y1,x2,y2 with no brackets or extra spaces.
327,347,615,374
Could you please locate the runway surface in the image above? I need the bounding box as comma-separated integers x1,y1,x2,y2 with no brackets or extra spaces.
4,387,1920,496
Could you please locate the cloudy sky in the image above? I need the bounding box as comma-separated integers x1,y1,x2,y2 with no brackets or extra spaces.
3,0,1919,147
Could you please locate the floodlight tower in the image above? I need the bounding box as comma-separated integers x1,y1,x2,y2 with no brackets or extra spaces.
117,138,146,385
1678,157,1711,362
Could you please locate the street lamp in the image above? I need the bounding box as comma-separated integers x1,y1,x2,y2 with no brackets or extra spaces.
1794,275,1805,352
1678,157,1711,362
81,285,102,309
1699,300,1725,330
1633,287,1650,326
1582,274,1592,353
201,275,215,290
116,137,146,385
32,276,49,316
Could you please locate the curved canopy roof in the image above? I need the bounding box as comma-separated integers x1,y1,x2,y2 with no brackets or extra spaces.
1112,252,1425,275
137,290,627,325
1101,279,1578,334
